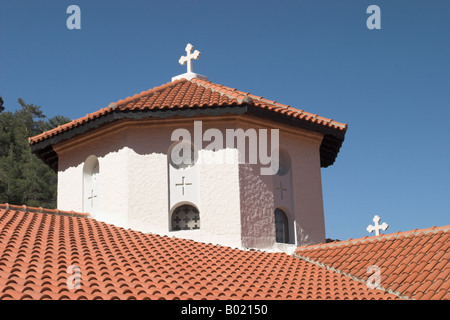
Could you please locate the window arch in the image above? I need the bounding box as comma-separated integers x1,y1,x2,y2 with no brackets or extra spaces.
83,155,99,213
275,148,291,176
170,204,200,231
274,208,289,243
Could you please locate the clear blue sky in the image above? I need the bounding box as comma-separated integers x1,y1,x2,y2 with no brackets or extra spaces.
1,0,449,241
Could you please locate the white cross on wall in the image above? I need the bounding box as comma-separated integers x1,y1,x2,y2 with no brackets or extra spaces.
179,43,201,74
175,176,192,196
367,215,389,236
87,189,97,208
276,181,287,200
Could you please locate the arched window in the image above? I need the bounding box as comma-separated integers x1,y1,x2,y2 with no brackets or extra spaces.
275,208,289,243
275,148,291,176
171,204,200,231
83,156,99,213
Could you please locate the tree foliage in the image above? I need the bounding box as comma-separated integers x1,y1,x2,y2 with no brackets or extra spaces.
0,98,71,208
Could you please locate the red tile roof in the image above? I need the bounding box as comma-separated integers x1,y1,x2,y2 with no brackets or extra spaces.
295,226,450,300
29,78,347,146
0,205,397,300
29,78,347,171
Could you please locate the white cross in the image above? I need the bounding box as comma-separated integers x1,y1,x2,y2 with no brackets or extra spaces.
276,181,287,200
87,189,97,208
367,215,389,236
175,176,192,196
178,43,201,74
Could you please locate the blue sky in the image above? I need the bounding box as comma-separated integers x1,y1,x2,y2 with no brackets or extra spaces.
1,0,449,241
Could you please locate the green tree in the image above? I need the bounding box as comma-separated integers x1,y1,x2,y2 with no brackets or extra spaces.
0,98,70,208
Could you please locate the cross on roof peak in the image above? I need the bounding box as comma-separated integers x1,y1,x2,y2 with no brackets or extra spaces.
367,215,389,236
172,43,208,82
179,43,200,74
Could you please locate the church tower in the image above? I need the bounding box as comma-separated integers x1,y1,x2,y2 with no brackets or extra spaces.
30,44,347,252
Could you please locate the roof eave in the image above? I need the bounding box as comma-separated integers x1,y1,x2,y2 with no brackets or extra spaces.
30,104,347,170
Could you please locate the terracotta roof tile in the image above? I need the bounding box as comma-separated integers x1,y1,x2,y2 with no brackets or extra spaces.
0,205,397,300
295,225,450,300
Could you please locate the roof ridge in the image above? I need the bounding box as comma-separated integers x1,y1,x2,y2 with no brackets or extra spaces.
192,77,293,107
29,79,188,144
190,78,348,129
29,107,112,144
296,225,450,251
0,203,89,218
115,78,186,106
293,252,411,300
189,78,250,104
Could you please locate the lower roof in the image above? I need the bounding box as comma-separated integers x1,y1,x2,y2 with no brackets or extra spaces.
0,204,396,300
295,225,450,300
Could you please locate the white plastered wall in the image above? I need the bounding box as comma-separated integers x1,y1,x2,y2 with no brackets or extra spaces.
56,119,243,249
55,116,326,252
237,118,326,251
56,130,130,227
